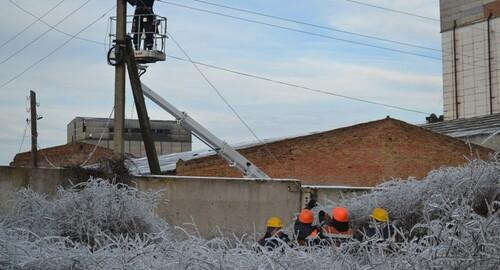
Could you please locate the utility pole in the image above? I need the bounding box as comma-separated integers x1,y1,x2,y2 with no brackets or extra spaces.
124,38,161,174
30,90,38,168
113,0,127,159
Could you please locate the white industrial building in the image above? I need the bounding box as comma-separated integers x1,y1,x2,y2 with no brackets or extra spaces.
422,1,500,151
441,0,500,120
67,117,192,157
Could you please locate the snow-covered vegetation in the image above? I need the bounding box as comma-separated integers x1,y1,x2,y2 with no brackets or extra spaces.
1,160,499,269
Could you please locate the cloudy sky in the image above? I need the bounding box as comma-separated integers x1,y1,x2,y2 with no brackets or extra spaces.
0,0,442,165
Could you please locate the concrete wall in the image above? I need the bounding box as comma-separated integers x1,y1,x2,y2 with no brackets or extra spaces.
458,134,500,151
301,185,374,209
135,175,301,238
0,166,301,238
0,167,79,213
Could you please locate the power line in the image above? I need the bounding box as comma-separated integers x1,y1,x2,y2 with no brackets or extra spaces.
344,0,493,35
0,8,436,115
165,54,432,115
14,0,490,69
1,0,66,50
344,0,440,22
167,31,286,170
0,5,115,90
159,1,496,67
0,0,93,65
4,6,433,117
157,0,442,61
0,3,462,117
8,0,103,46
183,0,440,52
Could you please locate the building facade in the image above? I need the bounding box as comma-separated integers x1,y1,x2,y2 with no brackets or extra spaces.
67,117,192,157
131,118,492,186
441,0,500,119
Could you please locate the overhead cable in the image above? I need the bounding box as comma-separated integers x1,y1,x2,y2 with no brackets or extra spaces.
183,0,440,52
8,0,103,46
167,31,286,168
1,0,66,50
157,0,441,61
344,0,440,22
165,54,432,115
0,5,115,89
159,1,495,66
0,0,93,65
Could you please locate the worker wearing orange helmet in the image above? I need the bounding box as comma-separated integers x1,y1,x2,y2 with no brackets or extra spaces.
257,217,291,251
294,209,320,246
318,206,353,245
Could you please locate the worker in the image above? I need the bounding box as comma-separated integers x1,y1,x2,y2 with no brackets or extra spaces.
294,209,320,246
318,207,353,245
257,217,290,251
127,0,155,50
357,207,397,241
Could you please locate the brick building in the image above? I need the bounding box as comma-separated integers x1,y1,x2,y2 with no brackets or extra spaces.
135,118,491,187
10,143,118,168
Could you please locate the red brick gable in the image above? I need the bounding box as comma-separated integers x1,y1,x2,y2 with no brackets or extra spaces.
10,143,120,168
175,118,492,186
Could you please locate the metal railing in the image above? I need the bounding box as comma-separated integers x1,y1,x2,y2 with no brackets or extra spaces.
109,14,167,53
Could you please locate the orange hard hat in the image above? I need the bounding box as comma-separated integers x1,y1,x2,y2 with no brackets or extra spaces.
332,207,349,222
298,209,314,224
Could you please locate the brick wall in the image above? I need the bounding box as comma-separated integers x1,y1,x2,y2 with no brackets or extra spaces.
176,118,492,187
10,143,116,168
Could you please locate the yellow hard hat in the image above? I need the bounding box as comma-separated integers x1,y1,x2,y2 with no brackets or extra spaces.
266,217,284,228
370,208,389,222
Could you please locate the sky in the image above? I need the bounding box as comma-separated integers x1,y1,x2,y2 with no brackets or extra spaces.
0,0,443,165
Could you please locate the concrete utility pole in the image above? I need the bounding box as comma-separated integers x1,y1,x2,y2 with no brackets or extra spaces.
30,90,38,168
113,0,127,159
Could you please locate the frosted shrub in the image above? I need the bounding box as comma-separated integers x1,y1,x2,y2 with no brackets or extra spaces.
2,179,169,247
342,160,499,231
1,161,499,269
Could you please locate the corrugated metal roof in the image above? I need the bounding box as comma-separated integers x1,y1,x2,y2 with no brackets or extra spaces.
421,113,500,138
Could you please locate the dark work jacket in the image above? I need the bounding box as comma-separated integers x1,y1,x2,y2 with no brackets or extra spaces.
127,0,154,14
294,220,319,246
257,231,290,251
358,223,397,241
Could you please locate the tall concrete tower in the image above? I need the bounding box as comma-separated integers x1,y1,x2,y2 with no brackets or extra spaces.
440,0,500,120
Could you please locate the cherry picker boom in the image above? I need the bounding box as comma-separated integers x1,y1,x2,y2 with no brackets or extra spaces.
141,83,271,179
108,11,270,179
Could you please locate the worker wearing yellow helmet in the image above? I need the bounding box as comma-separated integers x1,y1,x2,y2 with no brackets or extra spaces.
370,207,389,222
357,207,398,241
257,217,291,251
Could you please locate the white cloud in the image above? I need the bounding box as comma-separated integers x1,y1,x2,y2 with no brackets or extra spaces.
0,0,444,165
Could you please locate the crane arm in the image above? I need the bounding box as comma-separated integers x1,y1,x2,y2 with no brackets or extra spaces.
141,83,271,179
